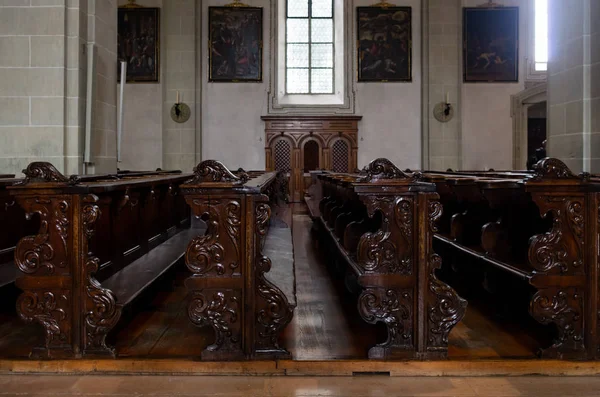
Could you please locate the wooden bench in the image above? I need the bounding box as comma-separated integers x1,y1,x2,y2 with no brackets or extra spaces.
0,177,38,289
312,158,467,360
422,158,600,360
8,163,192,358
180,160,296,360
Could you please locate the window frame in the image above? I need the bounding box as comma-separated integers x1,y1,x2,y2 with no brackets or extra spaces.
526,0,548,82
270,0,352,111
285,0,335,95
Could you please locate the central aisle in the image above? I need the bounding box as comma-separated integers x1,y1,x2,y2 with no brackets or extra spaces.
281,213,377,360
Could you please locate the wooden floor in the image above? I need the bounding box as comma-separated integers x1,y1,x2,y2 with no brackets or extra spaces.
3,374,600,396
0,205,589,375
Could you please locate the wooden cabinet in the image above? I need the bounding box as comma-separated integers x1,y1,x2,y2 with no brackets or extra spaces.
262,115,361,202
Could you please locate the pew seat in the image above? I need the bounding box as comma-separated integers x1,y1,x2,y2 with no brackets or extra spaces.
102,226,203,308
0,262,16,289
312,159,467,360
263,225,296,308
7,163,192,358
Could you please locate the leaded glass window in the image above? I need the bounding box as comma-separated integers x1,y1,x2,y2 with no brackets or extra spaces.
286,0,334,94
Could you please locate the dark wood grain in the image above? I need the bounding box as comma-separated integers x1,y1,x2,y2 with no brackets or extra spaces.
311,158,467,360
7,163,191,359
181,160,297,360
423,157,600,360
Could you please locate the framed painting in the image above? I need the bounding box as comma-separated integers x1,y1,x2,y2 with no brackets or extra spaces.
463,7,519,83
117,7,160,83
357,6,412,82
209,6,263,82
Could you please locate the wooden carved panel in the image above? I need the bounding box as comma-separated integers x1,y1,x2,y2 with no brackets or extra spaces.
14,195,73,357
358,196,414,275
254,202,293,356
82,194,121,357
188,289,242,359
185,198,243,277
263,115,361,202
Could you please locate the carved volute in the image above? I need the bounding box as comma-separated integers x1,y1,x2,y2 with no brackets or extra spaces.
16,162,79,186
186,160,249,186
359,158,421,182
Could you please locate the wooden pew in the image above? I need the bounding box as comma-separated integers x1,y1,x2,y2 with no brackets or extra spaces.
312,158,467,360
180,160,296,360
423,158,600,360
0,177,38,289
8,162,192,358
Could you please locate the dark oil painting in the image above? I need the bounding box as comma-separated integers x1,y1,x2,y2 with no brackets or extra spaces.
117,7,160,83
463,7,519,82
209,7,263,82
357,6,412,82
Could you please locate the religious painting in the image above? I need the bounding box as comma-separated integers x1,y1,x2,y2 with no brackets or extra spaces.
463,7,519,82
209,7,263,82
357,6,412,82
117,7,160,83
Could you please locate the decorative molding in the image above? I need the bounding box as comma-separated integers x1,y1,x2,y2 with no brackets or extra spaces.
16,291,69,351
224,0,250,6
15,198,70,275
427,254,467,347
528,195,584,274
187,160,249,185
530,288,584,357
185,204,225,275
188,290,241,353
358,288,413,356
531,158,582,181
17,162,78,186
370,1,397,7
357,196,413,274
359,158,421,182
82,195,121,356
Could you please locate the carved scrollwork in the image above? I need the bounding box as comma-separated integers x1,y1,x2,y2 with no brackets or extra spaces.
82,196,121,354
530,288,584,354
185,206,225,275
357,196,413,274
225,201,241,270
256,203,271,237
359,158,421,182
428,255,467,346
429,200,443,233
188,290,240,352
529,196,584,274
17,162,71,185
16,290,68,348
187,160,249,185
532,158,578,181
15,198,70,274
357,230,400,273
255,256,293,346
358,288,413,347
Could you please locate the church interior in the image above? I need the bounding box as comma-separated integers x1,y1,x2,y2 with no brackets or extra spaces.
1,0,600,394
